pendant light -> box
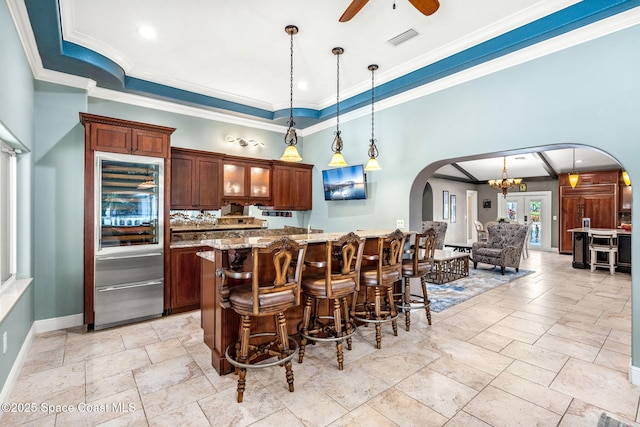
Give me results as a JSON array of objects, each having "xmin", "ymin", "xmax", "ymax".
[
  {"xmin": 488, "ymin": 157, "xmax": 522, "ymax": 198},
  {"xmin": 568, "ymin": 148, "xmax": 579, "ymax": 188},
  {"xmin": 280, "ymin": 25, "xmax": 302, "ymax": 162},
  {"xmin": 622, "ymin": 170, "xmax": 631, "ymax": 186},
  {"xmin": 364, "ymin": 64, "xmax": 381, "ymax": 171},
  {"xmin": 328, "ymin": 47, "xmax": 348, "ymax": 167}
]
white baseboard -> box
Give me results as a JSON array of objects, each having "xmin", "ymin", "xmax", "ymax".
[
  {"xmin": 0, "ymin": 323, "xmax": 35, "ymax": 407},
  {"xmin": 35, "ymin": 313, "xmax": 83, "ymax": 334},
  {"xmin": 630, "ymin": 360, "xmax": 640, "ymax": 386}
]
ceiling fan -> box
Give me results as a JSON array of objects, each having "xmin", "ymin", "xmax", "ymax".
[{"xmin": 339, "ymin": 0, "xmax": 440, "ymax": 22}]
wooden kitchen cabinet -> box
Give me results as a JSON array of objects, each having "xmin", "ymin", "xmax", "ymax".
[
  {"xmin": 221, "ymin": 157, "xmax": 271, "ymax": 205},
  {"xmin": 170, "ymin": 246, "xmax": 208, "ymax": 313},
  {"xmin": 272, "ymin": 162, "xmax": 313, "ymax": 210},
  {"xmin": 171, "ymin": 148, "xmax": 221, "ymax": 210},
  {"xmin": 81, "ymin": 113, "xmax": 172, "ymax": 158},
  {"xmin": 559, "ymin": 170, "xmax": 618, "ymax": 254}
]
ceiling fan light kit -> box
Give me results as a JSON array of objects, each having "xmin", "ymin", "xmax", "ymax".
[{"xmin": 339, "ymin": 0, "xmax": 440, "ymax": 22}]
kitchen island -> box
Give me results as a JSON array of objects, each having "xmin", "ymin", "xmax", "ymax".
[
  {"xmin": 196, "ymin": 230, "xmax": 407, "ymax": 375},
  {"xmin": 568, "ymin": 227, "xmax": 631, "ymax": 273}
]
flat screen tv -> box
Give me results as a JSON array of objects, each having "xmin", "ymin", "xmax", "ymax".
[{"xmin": 322, "ymin": 164, "xmax": 367, "ymax": 201}]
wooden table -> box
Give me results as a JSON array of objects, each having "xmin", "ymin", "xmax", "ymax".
[
  {"xmin": 426, "ymin": 249, "xmax": 470, "ymax": 284},
  {"xmin": 197, "ymin": 230, "xmax": 411, "ymax": 375},
  {"xmin": 444, "ymin": 243, "xmax": 472, "ymax": 253}
]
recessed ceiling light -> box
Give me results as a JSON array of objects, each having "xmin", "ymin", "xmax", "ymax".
[
  {"xmin": 297, "ymin": 81, "xmax": 308, "ymax": 90},
  {"xmin": 137, "ymin": 26, "xmax": 157, "ymax": 40}
]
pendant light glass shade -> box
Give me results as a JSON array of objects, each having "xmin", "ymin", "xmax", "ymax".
[
  {"xmin": 622, "ymin": 170, "xmax": 631, "ymax": 186},
  {"xmin": 329, "ymin": 47, "xmax": 348, "ymax": 167},
  {"xmin": 281, "ymin": 144, "xmax": 302, "ymax": 162},
  {"xmin": 364, "ymin": 64, "xmax": 381, "ymax": 172},
  {"xmin": 568, "ymin": 148, "xmax": 579, "ymax": 188},
  {"xmin": 280, "ymin": 25, "xmax": 302, "ymax": 162}
]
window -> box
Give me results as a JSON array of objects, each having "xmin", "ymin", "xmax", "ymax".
[{"xmin": 0, "ymin": 139, "xmax": 16, "ymax": 291}]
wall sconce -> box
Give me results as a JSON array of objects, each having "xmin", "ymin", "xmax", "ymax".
[{"xmin": 225, "ymin": 135, "xmax": 264, "ymax": 148}]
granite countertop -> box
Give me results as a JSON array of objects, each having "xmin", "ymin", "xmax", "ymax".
[
  {"xmin": 170, "ymin": 223, "xmax": 265, "ymax": 232},
  {"xmin": 567, "ymin": 227, "xmax": 631, "ymax": 234},
  {"xmin": 195, "ymin": 229, "xmax": 413, "ymax": 262}
]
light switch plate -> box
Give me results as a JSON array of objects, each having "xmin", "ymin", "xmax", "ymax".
[{"xmin": 396, "ymin": 219, "xmax": 405, "ymax": 229}]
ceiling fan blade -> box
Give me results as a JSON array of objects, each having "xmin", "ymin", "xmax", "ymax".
[
  {"xmin": 408, "ymin": 0, "xmax": 440, "ymax": 16},
  {"xmin": 339, "ymin": 0, "xmax": 370, "ymax": 22}
]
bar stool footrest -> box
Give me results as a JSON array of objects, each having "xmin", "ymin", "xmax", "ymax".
[{"xmin": 225, "ymin": 333, "xmax": 299, "ymax": 370}]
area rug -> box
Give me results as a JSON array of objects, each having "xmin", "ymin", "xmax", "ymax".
[
  {"xmin": 428, "ymin": 266, "xmax": 533, "ymax": 312},
  {"xmin": 598, "ymin": 412, "xmax": 634, "ymax": 427}
]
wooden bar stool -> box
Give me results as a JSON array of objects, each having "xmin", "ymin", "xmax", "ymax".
[
  {"xmin": 588, "ymin": 229, "xmax": 618, "ymax": 275},
  {"xmin": 298, "ymin": 232, "xmax": 365, "ymax": 370},
  {"xmin": 397, "ymin": 229, "xmax": 437, "ymax": 331},
  {"xmin": 218, "ymin": 237, "xmax": 307, "ymax": 403},
  {"xmin": 352, "ymin": 229, "xmax": 405, "ymax": 349}
]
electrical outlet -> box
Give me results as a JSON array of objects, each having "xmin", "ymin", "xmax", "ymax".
[
  {"xmin": 396, "ymin": 219, "xmax": 405, "ymax": 229},
  {"xmin": 2, "ymin": 331, "xmax": 7, "ymax": 354}
]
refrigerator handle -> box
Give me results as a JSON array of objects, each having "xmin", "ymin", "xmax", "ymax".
[{"xmin": 97, "ymin": 281, "xmax": 163, "ymax": 292}]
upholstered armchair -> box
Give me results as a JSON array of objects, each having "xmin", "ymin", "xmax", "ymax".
[
  {"xmin": 471, "ymin": 223, "xmax": 528, "ymax": 275},
  {"xmin": 421, "ymin": 221, "xmax": 447, "ymax": 250}
]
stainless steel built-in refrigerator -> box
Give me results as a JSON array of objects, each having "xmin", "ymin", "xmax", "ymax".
[{"xmin": 93, "ymin": 152, "xmax": 164, "ymax": 330}]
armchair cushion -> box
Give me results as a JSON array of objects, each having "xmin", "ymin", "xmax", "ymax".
[
  {"xmin": 421, "ymin": 221, "xmax": 448, "ymax": 250},
  {"xmin": 471, "ymin": 223, "xmax": 528, "ymax": 274}
]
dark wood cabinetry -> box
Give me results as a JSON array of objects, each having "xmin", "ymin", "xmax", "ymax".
[
  {"xmin": 80, "ymin": 113, "xmax": 175, "ymax": 326},
  {"xmin": 171, "ymin": 148, "xmax": 221, "ymax": 210},
  {"xmin": 559, "ymin": 170, "xmax": 618, "ymax": 254},
  {"xmin": 83, "ymin": 114, "xmax": 170, "ymax": 158},
  {"xmin": 170, "ymin": 246, "xmax": 208, "ymax": 313},
  {"xmin": 272, "ymin": 163, "xmax": 313, "ymax": 210}
]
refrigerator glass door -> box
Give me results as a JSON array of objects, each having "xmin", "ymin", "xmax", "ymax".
[{"xmin": 96, "ymin": 152, "xmax": 163, "ymax": 255}]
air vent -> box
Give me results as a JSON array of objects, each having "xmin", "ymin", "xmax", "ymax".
[{"xmin": 387, "ymin": 29, "xmax": 419, "ymax": 47}]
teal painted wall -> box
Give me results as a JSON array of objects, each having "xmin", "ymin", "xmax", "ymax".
[
  {"xmin": 33, "ymin": 82, "xmax": 87, "ymax": 319},
  {"xmin": 7, "ymin": 9, "xmax": 639, "ymax": 378},
  {"xmin": 0, "ymin": 0, "xmax": 35, "ymax": 393}
]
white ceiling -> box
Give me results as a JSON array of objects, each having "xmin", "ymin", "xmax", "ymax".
[
  {"xmin": 58, "ymin": 0, "xmax": 580, "ymax": 112},
  {"xmin": 16, "ymin": 0, "xmax": 628, "ymax": 175},
  {"xmin": 435, "ymin": 148, "xmax": 623, "ymax": 182}
]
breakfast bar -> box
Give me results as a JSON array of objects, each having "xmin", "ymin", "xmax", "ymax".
[
  {"xmin": 197, "ymin": 230, "xmax": 407, "ymax": 375},
  {"xmin": 568, "ymin": 227, "xmax": 631, "ymax": 273}
]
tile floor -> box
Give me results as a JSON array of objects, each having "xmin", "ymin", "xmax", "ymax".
[{"xmin": 2, "ymin": 251, "xmax": 639, "ymax": 426}]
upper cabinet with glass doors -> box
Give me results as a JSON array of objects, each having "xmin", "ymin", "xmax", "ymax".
[{"xmin": 221, "ymin": 157, "xmax": 271, "ymax": 205}]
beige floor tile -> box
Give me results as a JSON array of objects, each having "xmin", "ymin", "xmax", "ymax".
[
  {"xmin": 426, "ymin": 356, "xmax": 494, "ymax": 391},
  {"xmin": 141, "ymin": 375, "xmax": 216, "ymax": 419},
  {"xmin": 86, "ymin": 347, "xmax": 151, "ymax": 383},
  {"xmin": 396, "ymin": 368, "xmax": 478, "ymax": 418},
  {"xmin": 550, "ymin": 358, "xmax": 640, "ymax": 421},
  {"xmin": 133, "ymin": 354, "xmax": 204, "ymax": 396},
  {"xmin": 55, "ymin": 388, "xmax": 143, "ymax": 426},
  {"xmin": 500, "ymin": 340, "xmax": 569, "ymax": 372},
  {"xmin": 534, "ymin": 334, "xmax": 601, "ymax": 362},
  {"xmin": 368, "ymin": 387, "xmax": 448, "ymax": 426},
  {"xmin": 464, "ymin": 385, "xmax": 561, "ymax": 426},
  {"xmin": 444, "ymin": 410, "xmax": 492, "ymax": 427},
  {"xmin": 491, "ymin": 371, "xmax": 572, "ymax": 415},
  {"xmin": 5, "ymin": 251, "xmax": 640, "ymax": 427},
  {"xmin": 595, "ymin": 348, "xmax": 632, "ymax": 373},
  {"xmin": 467, "ymin": 330, "xmax": 513, "ymax": 352},
  {"xmin": 504, "ymin": 360, "xmax": 557, "ymax": 387},
  {"xmin": 328, "ymin": 404, "xmax": 398, "ymax": 427}
]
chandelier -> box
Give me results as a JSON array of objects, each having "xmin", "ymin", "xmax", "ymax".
[
  {"xmin": 280, "ymin": 25, "xmax": 302, "ymax": 162},
  {"xmin": 488, "ymin": 157, "xmax": 522, "ymax": 198}
]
